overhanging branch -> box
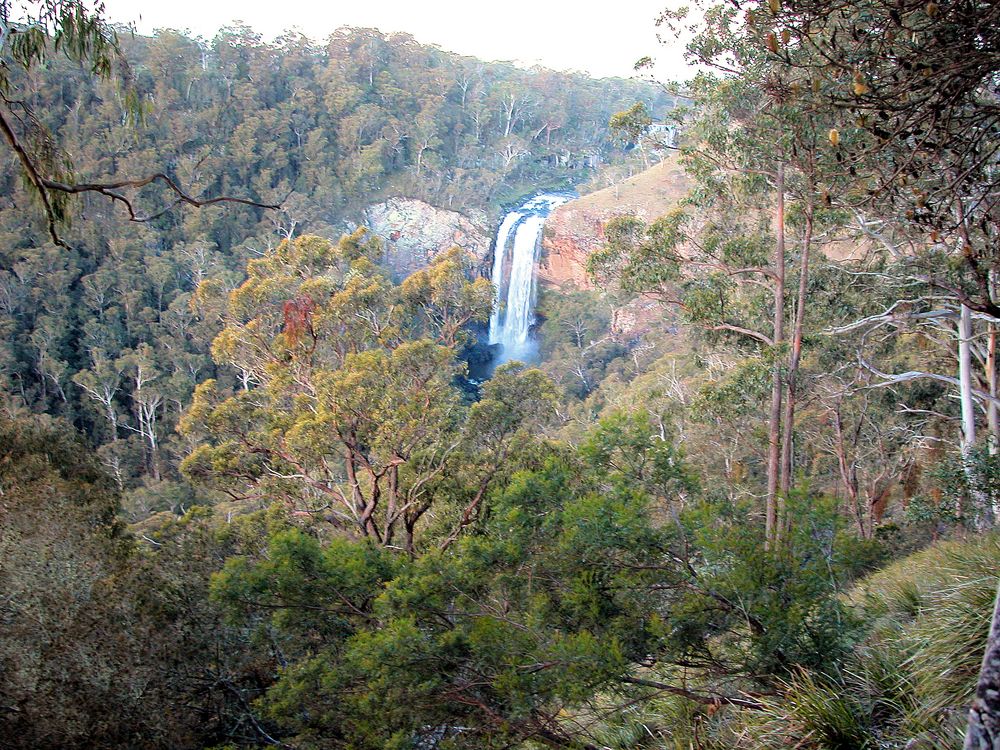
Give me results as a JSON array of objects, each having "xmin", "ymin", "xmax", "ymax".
[
  {"xmin": 0, "ymin": 106, "xmax": 282, "ymax": 248},
  {"xmin": 859, "ymin": 357, "xmax": 1000, "ymax": 408},
  {"xmin": 40, "ymin": 173, "xmax": 283, "ymax": 223},
  {"xmin": 826, "ymin": 301, "xmax": 1000, "ymax": 335}
]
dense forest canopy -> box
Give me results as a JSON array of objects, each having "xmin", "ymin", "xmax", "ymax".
[
  {"xmin": 2, "ymin": 1, "xmax": 1000, "ymax": 749},
  {"xmin": 0, "ymin": 19, "xmax": 669, "ymax": 501}
]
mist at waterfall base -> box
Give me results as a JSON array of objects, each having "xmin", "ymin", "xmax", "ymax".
[{"xmin": 485, "ymin": 193, "xmax": 572, "ymax": 370}]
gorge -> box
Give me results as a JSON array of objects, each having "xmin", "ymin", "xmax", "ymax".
[{"xmin": 3, "ymin": 5, "xmax": 998, "ymax": 749}]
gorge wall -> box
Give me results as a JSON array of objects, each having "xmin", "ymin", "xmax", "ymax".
[
  {"xmin": 365, "ymin": 156, "xmax": 692, "ymax": 287},
  {"xmin": 538, "ymin": 156, "xmax": 691, "ymax": 289},
  {"xmin": 365, "ymin": 198, "xmax": 492, "ymax": 278}
]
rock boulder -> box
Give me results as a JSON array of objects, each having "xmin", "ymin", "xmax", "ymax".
[{"xmin": 365, "ymin": 198, "xmax": 491, "ymax": 278}]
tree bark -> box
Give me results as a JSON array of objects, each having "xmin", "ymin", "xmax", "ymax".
[
  {"xmin": 765, "ymin": 161, "xmax": 786, "ymax": 549},
  {"xmin": 778, "ymin": 197, "xmax": 813, "ymax": 538},
  {"xmin": 988, "ymin": 272, "xmax": 999, "ymax": 458},
  {"xmin": 964, "ymin": 580, "xmax": 1000, "ymax": 750},
  {"xmin": 959, "ymin": 303, "xmax": 991, "ymax": 526},
  {"xmin": 832, "ymin": 403, "xmax": 866, "ymax": 538},
  {"xmin": 987, "ymin": 269, "xmax": 1000, "ymax": 522},
  {"xmin": 961, "ymin": 304, "xmax": 978, "ymax": 454},
  {"xmin": 382, "ymin": 464, "xmax": 399, "ymax": 546},
  {"xmin": 988, "ymin": 319, "xmax": 998, "ymax": 455}
]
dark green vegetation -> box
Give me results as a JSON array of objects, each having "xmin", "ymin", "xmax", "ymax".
[{"xmin": 1, "ymin": 0, "xmax": 999, "ymax": 748}]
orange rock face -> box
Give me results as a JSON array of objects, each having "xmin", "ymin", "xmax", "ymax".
[
  {"xmin": 538, "ymin": 156, "xmax": 691, "ymax": 290},
  {"xmin": 538, "ymin": 207, "xmax": 604, "ymax": 290}
]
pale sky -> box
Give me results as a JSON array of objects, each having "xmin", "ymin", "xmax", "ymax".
[{"xmin": 100, "ymin": 0, "xmax": 692, "ymax": 81}]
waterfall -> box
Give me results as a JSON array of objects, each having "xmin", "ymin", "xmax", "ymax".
[
  {"xmin": 486, "ymin": 210, "xmax": 523, "ymax": 341},
  {"xmin": 488, "ymin": 193, "xmax": 570, "ymax": 364}
]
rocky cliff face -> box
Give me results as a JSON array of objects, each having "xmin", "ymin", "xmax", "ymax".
[
  {"xmin": 538, "ymin": 156, "xmax": 691, "ymax": 290},
  {"xmin": 365, "ymin": 198, "xmax": 491, "ymax": 278},
  {"xmin": 538, "ymin": 207, "xmax": 604, "ymax": 290}
]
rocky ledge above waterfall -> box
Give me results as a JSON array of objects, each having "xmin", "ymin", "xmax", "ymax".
[
  {"xmin": 365, "ymin": 198, "xmax": 491, "ymax": 278},
  {"xmin": 538, "ymin": 156, "xmax": 691, "ymax": 290}
]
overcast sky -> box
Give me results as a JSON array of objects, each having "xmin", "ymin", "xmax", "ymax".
[{"xmin": 99, "ymin": 0, "xmax": 692, "ymax": 81}]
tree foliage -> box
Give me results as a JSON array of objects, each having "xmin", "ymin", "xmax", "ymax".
[
  {"xmin": 181, "ymin": 232, "xmax": 558, "ymax": 552},
  {"xmin": 0, "ymin": 23, "xmax": 667, "ymax": 499}
]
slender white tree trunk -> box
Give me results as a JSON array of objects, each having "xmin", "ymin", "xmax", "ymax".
[
  {"xmin": 988, "ymin": 271, "xmax": 999, "ymax": 456},
  {"xmin": 765, "ymin": 161, "xmax": 786, "ymax": 549},
  {"xmin": 961, "ymin": 304, "xmax": 978, "ymax": 451},
  {"xmin": 959, "ymin": 303, "xmax": 991, "ymax": 525}
]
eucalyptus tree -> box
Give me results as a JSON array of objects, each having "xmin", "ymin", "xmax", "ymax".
[
  {"xmin": 759, "ymin": 0, "xmax": 1000, "ymax": 498},
  {"xmin": 206, "ymin": 408, "xmax": 882, "ymax": 749},
  {"xmin": 0, "ymin": 12, "xmax": 680, "ymax": 489},
  {"xmin": 599, "ymin": 2, "xmax": 850, "ymax": 544},
  {"xmin": 750, "ymin": 3, "xmax": 1000, "ymax": 739},
  {"xmin": 181, "ymin": 232, "xmax": 556, "ymax": 553}
]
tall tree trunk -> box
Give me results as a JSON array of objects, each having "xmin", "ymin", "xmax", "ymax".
[
  {"xmin": 986, "ymin": 271, "xmax": 999, "ymax": 530},
  {"xmin": 778, "ymin": 198, "xmax": 813, "ymax": 539},
  {"xmin": 345, "ymin": 447, "xmax": 378, "ymax": 539},
  {"xmin": 959, "ymin": 303, "xmax": 991, "ymax": 526},
  {"xmin": 964, "ymin": 580, "xmax": 1000, "ymax": 750},
  {"xmin": 988, "ymin": 310, "xmax": 998, "ymax": 456},
  {"xmin": 383, "ymin": 464, "xmax": 399, "ymax": 546},
  {"xmin": 765, "ymin": 162, "xmax": 786, "ymax": 549},
  {"xmin": 955, "ymin": 192, "xmax": 993, "ymax": 525},
  {"xmin": 989, "ymin": 307, "xmax": 1000, "ymax": 524},
  {"xmin": 960, "ymin": 303, "xmax": 978, "ymax": 453}
]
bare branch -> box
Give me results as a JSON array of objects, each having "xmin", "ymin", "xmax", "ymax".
[
  {"xmin": 40, "ymin": 173, "xmax": 283, "ymax": 222},
  {"xmin": 0, "ymin": 104, "xmax": 282, "ymax": 248},
  {"xmin": 859, "ymin": 357, "xmax": 1000, "ymax": 408},
  {"xmin": 0, "ymin": 108, "xmax": 66, "ymax": 247},
  {"xmin": 827, "ymin": 301, "xmax": 1000, "ymax": 335},
  {"xmin": 705, "ymin": 323, "xmax": 774, "ymax": 347},
  {"xmin": 617, "ymin": 676, "xmax": 765, "ymax": 710}
]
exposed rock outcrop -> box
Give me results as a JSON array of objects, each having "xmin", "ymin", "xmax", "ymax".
[
  {"xmin": 538, "ymin": 156, "xmax": 691, "ymax": 289},
  {"xmin": 365, "ymin": 198, "xmax": 491, "ymax": 278}
]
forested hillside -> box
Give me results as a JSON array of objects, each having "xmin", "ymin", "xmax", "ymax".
[
  {"xmin": 2, "ymin": 1, "xmax": 1000, "ymax": 750},
  {"xmin": 0, "ymin": 23, "xmax": 666, "ymax": 502}
]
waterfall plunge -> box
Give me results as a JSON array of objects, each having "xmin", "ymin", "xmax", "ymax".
[{"xmin": 488, "ymin": 194, "xmax": 569, "ymax": 364}]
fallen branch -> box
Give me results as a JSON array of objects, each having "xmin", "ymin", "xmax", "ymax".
[{"xmin": 618, "ymin": 676, "xmax": 766, "ymax": 710}]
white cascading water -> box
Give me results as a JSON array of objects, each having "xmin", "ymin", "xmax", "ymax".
[
  {"xmin": 486, "ymin": 210, "xmax": 523, "ymax": 341},
  {"xmin": 488, "ymin": 194, "xmax": 570, "ymax": 363}
]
